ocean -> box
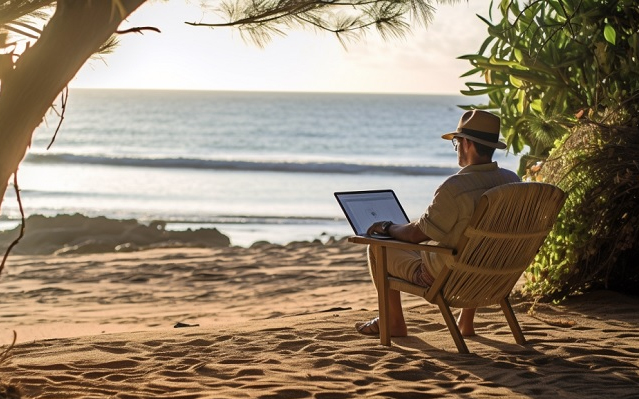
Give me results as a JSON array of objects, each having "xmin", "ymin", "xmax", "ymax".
[{"xmin": 1, "ymin": 89, "xmax": 520, "ymax": 247}]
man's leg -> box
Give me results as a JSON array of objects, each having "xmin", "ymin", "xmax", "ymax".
[
  {"xmin": 385, "ymin": 288, "xmax": 408, "ymax": 336},
  {"xmin": 359, "ymin": 245, "xmax": 479, "ymax": 337},
  {"xmin": 457, "ymin": 308, "xmax": 476, "ymax": 336},
  {"xmin": 356, "ymin": 246, "xmax": 421, "ymax": 337}
]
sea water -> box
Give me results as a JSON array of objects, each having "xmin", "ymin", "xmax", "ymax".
[{"xmin": 0, "ymin": 89, "xmax": 520, "ymax": 246}]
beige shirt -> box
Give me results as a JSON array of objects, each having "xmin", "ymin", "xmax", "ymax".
[{"xmin": 417, "ymin": 162, "xmax": 520, "ymax": 278}]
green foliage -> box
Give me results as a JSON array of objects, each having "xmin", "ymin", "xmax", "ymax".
[
  {"xmin": 528, "ymin": 121, "xmax": 639, "ymax": 297},
  {"xmin": 461, "ymin": 0, "xmax": 639, "ymax": 298},
  {"xmin": 461, "ymin": 0, "xmax": 639, "ymax": 161}
]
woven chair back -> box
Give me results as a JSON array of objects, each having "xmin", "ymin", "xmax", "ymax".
[{"xmin": 443, "ymin": 182, "xmax": 566, "ymax": 308}]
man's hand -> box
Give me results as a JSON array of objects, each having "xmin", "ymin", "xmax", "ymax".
[
  {"xmin": 367, "ymin": 221, "xmax": 392, "ymax": 236},
  {"xmin": 367, "ymin": 221, "xmax": 431, "ymax": 243}
]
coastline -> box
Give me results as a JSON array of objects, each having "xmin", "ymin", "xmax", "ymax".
[
  {"xmin": 0, "ymin": 217, "xmax": 638, "ymax": 397},
  {"xmin": 0, "ymin": 213, "xmax": 350, "ymax": 253}
]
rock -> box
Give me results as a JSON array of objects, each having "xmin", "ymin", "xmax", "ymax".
[{"xmin": 0, "ymin": 214, "xmax": 231, "ymax": 255}]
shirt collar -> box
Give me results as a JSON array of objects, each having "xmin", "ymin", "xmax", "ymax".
[{"xmin": 457, "ymin": 161, "xmax": 499, "ymax": 174}]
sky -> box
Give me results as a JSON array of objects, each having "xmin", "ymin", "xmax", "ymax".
[{"xmin": 71, "ymin": 1, "xmax": 493, "ymax": 95}]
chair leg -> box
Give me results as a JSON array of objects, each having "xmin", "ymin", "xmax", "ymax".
[
  {"xmin": 500, "ymin": 297, "xmax": 526, "ymax": 345},
  {"xmin": 434, "ymin": 294, "xmax": 469, "ymax": 354},
  {"xmin": 374, "ymin": 245, "xmax": 391, "ymax": 346}
]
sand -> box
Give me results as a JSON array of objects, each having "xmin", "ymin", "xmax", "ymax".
[{"xmin": 0, "ymin": 216, "xmax": 638, "ymax": 398}]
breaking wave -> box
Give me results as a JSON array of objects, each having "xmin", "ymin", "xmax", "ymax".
[{"xmin": 25, "ymin": 153, "xmax": 458, "ymax": 176}]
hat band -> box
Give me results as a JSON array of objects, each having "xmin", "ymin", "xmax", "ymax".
[{"xmin": 460, "ymin": 128, "xmax": 499, "ymax": 143}]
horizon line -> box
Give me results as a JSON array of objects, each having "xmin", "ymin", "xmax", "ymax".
[{"xmin": 67, "ymin": 85, "xmax": 468, "ymax": 97}]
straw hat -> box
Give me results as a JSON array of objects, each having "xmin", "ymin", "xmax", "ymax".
[{"xmin": 441, "ymin": 110, "xmax": 506, "ymax": 149}]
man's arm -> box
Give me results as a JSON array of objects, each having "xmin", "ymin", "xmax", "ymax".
[{"xmin": 367, "ymin": 221, "xmax": 430, "ymax": 243}]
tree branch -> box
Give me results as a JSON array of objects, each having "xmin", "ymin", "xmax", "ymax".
[
  {"xmin": 187, "ymin": 0, "xmax": 331, "ymax": 28},
  {"xmin": 0, "ymin": 0, "xmax": 148, "ymax": 212},
  {"xmin": 46, "ymin": 85, "xmax": 68, "ymax": 150},
  {"xmin": 116, "ymin": 26, "xmax": 161, "ymax": 35},
  {"xmin": 186, "ymin": 0, "xmax": 426, "ymax": 46},
  {"xmin": 0, "ymin": 173, "xmax": 24, "ymax": 276}
]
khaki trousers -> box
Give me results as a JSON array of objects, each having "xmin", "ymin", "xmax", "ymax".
[{"xmin": 367, "ymin": 245, "xmax": 422, "ymax": 286}]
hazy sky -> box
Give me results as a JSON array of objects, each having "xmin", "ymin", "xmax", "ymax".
[{"xmin": 71, "ymin": 1, "xmax": 492, "ymax": 95}]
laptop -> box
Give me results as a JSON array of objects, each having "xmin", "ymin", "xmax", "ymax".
[{"xmin": 334, "ymin": 189, "xmax": 410, "ymax": 238}]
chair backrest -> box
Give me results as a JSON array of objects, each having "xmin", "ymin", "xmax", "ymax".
[{"xmin": 442, "ymin": 182, "xmax": 566, "ymax": 308}]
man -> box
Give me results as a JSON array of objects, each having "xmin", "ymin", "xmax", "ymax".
[{"xmin": 356, "ymin": 109, "xmax": 520, "ymax": 338}]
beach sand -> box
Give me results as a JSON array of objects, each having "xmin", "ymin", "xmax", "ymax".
[{"xmin": 0, "ymin": 217, "xmax": 638, "ymax": 398}]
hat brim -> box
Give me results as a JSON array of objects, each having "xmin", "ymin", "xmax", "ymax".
[{"xmin": 441, "ymin": 132, "xmax": 507, "ymax": 150}]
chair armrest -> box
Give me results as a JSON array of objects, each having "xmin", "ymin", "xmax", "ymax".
[{"xmin": 347, "ymin": 236, "xmax": 455, "ymax": 256}]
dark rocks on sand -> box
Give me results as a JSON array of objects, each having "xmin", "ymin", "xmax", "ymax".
[{"xmin": 0, "ymin": 214, "xmax": 231, "ymax": 255}]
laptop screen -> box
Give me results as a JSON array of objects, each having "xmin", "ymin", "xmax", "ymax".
[{"xmin": 334, "ymin": 190, "xmax": 410, "ymax": 236}]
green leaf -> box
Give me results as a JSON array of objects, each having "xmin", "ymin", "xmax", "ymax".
[
  {"xmin": 510, "ymin": 74, "xmax": 524, "ymax": 88},
  {"xmin": 459, "ymin": 67, "xmax": 483, "ymax": 78},
  {"xmin": 464, "ymin": 82, "xmax": 496, "ymax": 88},
  {"xmin": 457, "ymin": 54, "xmax": 487, "ymax": 61},
  {"xmin": 512, "ymin": 133, "xmax": 524, "ymax": 153},
  {"xmin": 516, "ymin": 89, "xmax": 526, "ymax": 113},
  {"xmin": 604, "ymin": 24, "xmax": 616, "ymax": 45},
  {"xmin": 531, "ymin": 99, "xmax": 543, "ymax": 113},
  {"xmin": 477, "ymin": 35, "xmax": 494, "ymax": 56},
  {"xmin": 460, "ymin": 87, "xmax": 501, "ymax": 96}
]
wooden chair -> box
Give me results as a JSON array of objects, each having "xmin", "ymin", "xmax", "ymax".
[{"xmin": 349, "ymin": 182, "xmax": 566, "ymax": 353}]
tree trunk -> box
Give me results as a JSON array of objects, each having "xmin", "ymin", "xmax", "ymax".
[{"xmin": 0, "ymin": 0, "xmax": 147, "ymax": 213}]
